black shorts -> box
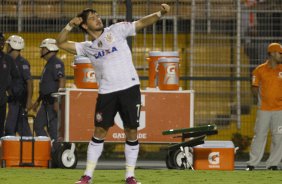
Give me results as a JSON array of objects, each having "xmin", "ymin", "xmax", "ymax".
[{"xmin": 94, "ymin": 85, "xmax": 141, "ymax": 129}]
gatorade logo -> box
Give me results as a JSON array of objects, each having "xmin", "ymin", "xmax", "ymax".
[
  {"xmin": 164, "ymin": 64, "xmax": 178, "ymax": 84},
  {"xmin": 279, "ymin": 72, "xmax": 282, "ymax": 78},
  {"xmin": 167, "ymin": 65, "xmax": 176, "ymax": 74},
  {"xmin": 208, "ymin": 152, "xmax": 220, "ymax": 165},
  {"xmin": 114, "ymin": 94, "xmax": 146, "ymax": 130},
  {"xmin": 83, "ymin": 68, "xmax": 96, "ymax": 83}
]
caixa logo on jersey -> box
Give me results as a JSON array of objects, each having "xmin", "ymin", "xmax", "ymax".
[
  {"xmin": 113, "ymin": 95, "xmax": 146, "ymax": 139},
  {"xmin": 83, "ymin": 68, "xmax": 96, "ymax": 83},
  {"xmin": 94, "ymin": 46, "xmax": 118, "ymax": 59}
]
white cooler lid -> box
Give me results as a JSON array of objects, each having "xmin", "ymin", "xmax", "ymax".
[
  {"xmin": 1, "ymin": 136, "xmax": 50, "ymax": 141},
  {"xmin": 74, "ymin": 55, "xmax": 92, "ymax": 64},
  {"xmin": 158, "ymin": 57, "xmax": 179, "ymax": 63},
  {"xmin": 149, "ymin": 51, "xmax": 179, "ymax": 57},
  {"xmin": 34, "ymin": 136, "xmax": 51, "ymax": 141},
  {"xmin": 195, "ymin": 140, "xmax": 234, "ymax": 148},
  {"xmin": 1, "ymin": 136, "xmax": 20, "ymax": 141}
]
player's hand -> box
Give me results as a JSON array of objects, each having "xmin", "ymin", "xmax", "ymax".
[
  {"xmin": 26, "ymin": 100, "xmax": 33, "ymax": 111},
  {"xmin": 31, "ymin": 101, "xmax": 40, "ymax": 112},
  {"xmin": 69, "ymin": 17, "xmax": 83, "ymax": 27},
  {"xmin": 53, "ymin": 101, "xmax": 59, "ymax": 113},
  {"xmin": 160, "ymin": 4, "xmax": 170, "ymax": 16}
]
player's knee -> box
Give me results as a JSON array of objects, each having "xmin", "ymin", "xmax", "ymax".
[
  {"xmin": 94, "ymin": 126, "xmax": 108, "ymax": 139},
  {"xmin": 124, "ymin": 128, "xmax": 137, "ymax": 141}
]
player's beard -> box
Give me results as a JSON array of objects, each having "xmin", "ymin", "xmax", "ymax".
[
  {"xmin": 94, "ymin": 23, "xmax": 104, "ymax": 32},
  {"xmin": 94, "ymin": 27, "xmax": 104, "ymax": 32}
]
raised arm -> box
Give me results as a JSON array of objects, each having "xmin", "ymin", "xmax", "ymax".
[
  {"xmin": 134, "ymin": 4, "xmax": 170, "ymax": 32},
  {"xmin": 56, "ymin": 17, "xmax": 83, "ymax": 54}
]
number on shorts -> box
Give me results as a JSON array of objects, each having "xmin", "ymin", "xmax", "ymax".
[{"xmin": 136, "ymin": 104, "xmax": 141, "ymax": 119}]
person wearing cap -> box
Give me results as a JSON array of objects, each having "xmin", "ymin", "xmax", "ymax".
[
  {"xmin": 5, "ymin": 35, "xmax": 33, "ymax": 136},
  {"xmin": 32, "ymin": 38, "xmax": 65, "ymax": 142},
  {"xmin": 0, "ymin": 32, "xmax": 19, "ymax": 138},
  {"xmin": 246, "ymin": 43, "xmax": 282, "ymax": 171},
  {"xmin": 56, "ymin": 3, "xmax": 170, "ymax": 184}
]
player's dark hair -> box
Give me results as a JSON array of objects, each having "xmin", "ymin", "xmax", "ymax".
[{"xmin": 77, "ymin": 8, "xmax": 97, "ymax": 33}]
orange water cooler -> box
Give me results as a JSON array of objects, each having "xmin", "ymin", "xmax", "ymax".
[
  {"xmin": 193, "ymin": 141, "xmax": 235, "ymax": 170},
  {"xmin": 147, "ymin": 51, "xmax": 179, "ymax": 88},
  {"xmin": 157, "ymin": 57, "xmax": 180, "ymax": 90},
  {"xmin": 1, "ymin": 136, "xmax": 51, "ymax": 168},
  {"xmin": 72, "ymin": 56, "xmax": 98, "ymax": 89}
]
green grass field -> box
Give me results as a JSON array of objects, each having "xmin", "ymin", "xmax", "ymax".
[{"xmin": 0, "ymin": 168, "xmax": 281, "ymax": 184}]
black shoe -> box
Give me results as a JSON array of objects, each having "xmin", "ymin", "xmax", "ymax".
[
  {"xmin": 245, "ymin": 165, "xmax": 255, "ymax": 171},
  {"xmin": 267, "ymin": 166, "xmax": 278, "ymax": 170}
]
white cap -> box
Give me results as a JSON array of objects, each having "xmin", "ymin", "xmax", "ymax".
[
  {"xmin": 40, "ymin": 38, "xmax": 59, "ymax": 51},
  {"xmin": 6, "ymin": 35, "xmax": 24, "ymax": 50}
]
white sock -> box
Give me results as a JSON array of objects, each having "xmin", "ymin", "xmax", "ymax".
[
  {"xmin": 125, "ymin": 140, "xmax": 139, "ymax": 179},
  {"xmin": 84, "ymin": 137, "xmax": 104, "ymax": 178}
]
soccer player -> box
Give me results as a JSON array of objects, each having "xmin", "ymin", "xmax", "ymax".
[{"xmin": 56, "ymin": 3, "xmax": 170, "ymax": 184}]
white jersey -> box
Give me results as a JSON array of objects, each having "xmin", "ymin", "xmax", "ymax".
[{"xmin": 75, "ymin": 22, "xmax": 140, "ymax": 94}]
